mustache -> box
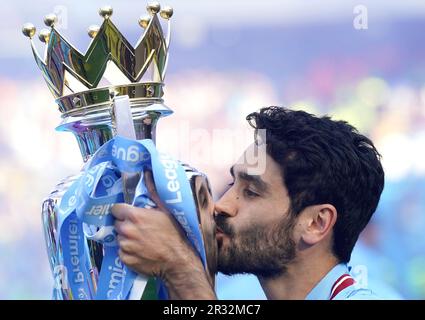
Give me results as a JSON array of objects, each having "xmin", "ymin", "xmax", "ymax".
[{"xmin": 214, "ymin": 214, "xmax": 235, "ymax": 237}]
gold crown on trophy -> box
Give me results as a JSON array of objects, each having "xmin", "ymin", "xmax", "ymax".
[{"xmin": 22, "ymin": 2, "xmax": 173, "ymax": 116}]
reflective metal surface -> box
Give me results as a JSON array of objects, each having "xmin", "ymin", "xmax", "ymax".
[
  {"xmin": 57, "ymin": 83, "xmax": 164, "ymax": 113},
  {"xmin": 42, "ymin": 174, "xmax": 84, "ymax": 299},
  {"xmin": 183, "ymin": 164, "xmax": 218, "ymax": 287},
  {"xmin": 26, "ymin": 3, "xmax": 175, "ymax": 299},
  {"xmin": 56, "ymin": 102, "xmax": 171, "ymax": 161},
  {"xmin": 23, "ymin": 4, "xmax": 171, "ymax": 119},
  {"xmin": 24, "ymin": 8, "xmax": 169, "ymax": 99},
  {"xmin": 25, "ymin": 3, "xmax": 215, "ymax": 299}
]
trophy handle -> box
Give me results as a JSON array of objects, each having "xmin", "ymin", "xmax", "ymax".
[{"xmin": 42, "ymin": 174, "xmax": 101, "ymax": 299}]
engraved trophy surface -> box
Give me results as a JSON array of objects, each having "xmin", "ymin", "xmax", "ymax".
[{"xmin": 23, "ymin": 3, "xmax": 216, "ymax": 299}]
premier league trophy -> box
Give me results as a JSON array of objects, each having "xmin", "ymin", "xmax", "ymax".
[{"xmin": 22, "ymin": 2, "xmax": 216, "ymax": 300}]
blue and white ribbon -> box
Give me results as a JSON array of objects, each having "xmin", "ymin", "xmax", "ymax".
[{"xmin": 55, "ymin": 136, "xmax": 206, "ymax": 300}]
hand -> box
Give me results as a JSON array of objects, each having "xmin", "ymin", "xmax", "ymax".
[
  {"xmin": 111, "ymin": 171, "xmax": 216, "ymax": 299},
  {"xmin": 112, "ymin": 202, "xmax": 200, "ymax": 278}
]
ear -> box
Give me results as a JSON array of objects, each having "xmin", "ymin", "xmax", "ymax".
[{"xmin": 300, "ymin": 204, "xmax": 337, "ymax": 245}]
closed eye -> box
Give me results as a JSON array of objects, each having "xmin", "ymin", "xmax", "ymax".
[{"xmin": 244, "ymin": 188, "xmax": 259, "ymax": 198}]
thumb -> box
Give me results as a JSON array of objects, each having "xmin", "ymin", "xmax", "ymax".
[{"xmin": 111, "ymin": 203, "xmax": 134, "ymax": 221}]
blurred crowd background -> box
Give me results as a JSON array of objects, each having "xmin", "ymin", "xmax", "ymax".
[{"xmin": 1, "ymin": 0, "xmax": 425, "ymax": 299}]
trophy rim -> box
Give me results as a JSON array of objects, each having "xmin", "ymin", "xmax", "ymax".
[{"xmin": 56, "ymin": 82, "xmax": 165, "ymax": 114}]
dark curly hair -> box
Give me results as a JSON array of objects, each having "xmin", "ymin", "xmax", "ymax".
[{"xmin": 246, "ymin": 106, "xmax": 385, "ymax": 263}]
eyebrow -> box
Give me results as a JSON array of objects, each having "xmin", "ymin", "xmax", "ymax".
[{"xmin": 230, "ymin": 165, "xmax": 269, "ymax": 194}]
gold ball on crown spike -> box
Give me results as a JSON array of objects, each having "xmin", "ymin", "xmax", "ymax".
[
  {"xmin": 87, "ymin": 25, "xmax": 100, "ymax": 38},
  {"xmin": 160, "ymin": 6, "xmax": 173, "ymax": 20},
  {"xmin": 147, "ymin": 2, "xmax": 161, "ymax": 15},
  {"xmin": 22, "ymin": 23, "xmax": 36, "ymax": 38},
  {"xmin": 44, "ymin": 13, "xmax": 58, "ymax": 28},
  {"xmin": 38, "ymin": 29, "xmax": 50, "ymax": 43},
  {"xmin": 138, "ymin": 15, "xmax": 151, "ymax": 29},
  {"xmin": 99, "ymin": 6, "xmax": 113, "ymax": 19}
]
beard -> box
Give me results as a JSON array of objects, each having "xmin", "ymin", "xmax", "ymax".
[{"xmin": 215, "ymin": 211, "xmax": 297, "ymax": 278}]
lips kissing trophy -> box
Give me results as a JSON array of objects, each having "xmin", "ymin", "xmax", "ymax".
[{"xmin": 22, "ymin": 2, "xmax": 216, "ymax": 300}]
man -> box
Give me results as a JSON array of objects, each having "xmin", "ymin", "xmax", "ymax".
[{"xmin": 112, "ymin": 106, "xmax": 385, "ymax": 299}]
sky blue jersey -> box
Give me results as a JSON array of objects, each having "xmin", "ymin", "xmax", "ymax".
[{"xmin": 305, "ymin": 263, "xmax": 381, "ymax": 300}]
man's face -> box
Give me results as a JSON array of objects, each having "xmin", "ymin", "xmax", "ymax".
[{"xmin": 214, "ymin": 146, "xmax": 298, "ymax": 278}]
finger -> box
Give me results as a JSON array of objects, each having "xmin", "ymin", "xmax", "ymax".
[
  {"xmin": 111, "ymin": 203, "xmax": 134, "ymax": 221},
  {"xmin": 114, "ymin": 220, "xmax": 127, "ymax": 235},
  {"xmin": 115, "ymin": 219, "xmax": 139, "ymax": 239},
  {"xmin": 117, "ymin": 238, "xmax": 139, "ymax": 254},
  {"xmin": 144, "ymin": 170, "xmax": 169, "ymax": 213},
  {"xmin": 116, "ymin": 234, "xmax": 125, "ymax": 244},
  {"xmin": 118, "ymin": 249, "xmax": 139, "ymax": 267}
]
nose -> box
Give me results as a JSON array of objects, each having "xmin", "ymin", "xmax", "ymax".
[{"xmin": 214, "ymin": 187, "xmax": 237, "ymax": 218}]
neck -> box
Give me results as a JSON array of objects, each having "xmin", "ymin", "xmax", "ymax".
[{"xmin": 258, "ymin": 251, "xmax": 339, "ymax": 300}]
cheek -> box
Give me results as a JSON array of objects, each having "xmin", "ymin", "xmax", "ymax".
[
  {"xmin": 240, "ymin": 200, "xmax": 284, "ymax": 227},
  {"xmin": 231, "ymin": 211, "xmax": 269, "ymax": 238},
  {"xmin": 290, "ymin": 219, "xmax": 303, "ymax": 243}
]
